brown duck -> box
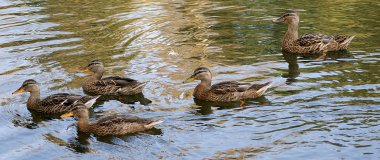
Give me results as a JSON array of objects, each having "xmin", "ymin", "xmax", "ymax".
[
  {"xmin": 61, "ymin": 103, "xmax": 163, "ymax": 136},
  {"xmin": 80, "ymin": 60, "xmax": 147, "ymax": 96},
  {"xmin": 183, "ymin": 67, "xmax": 272, "ymax": 102},
  {"xmin": 273, "ymin": 11, "xmax": 355, "ymax": 54},
  {"xmin": 12, "ymin": 79, "xmax": 99, "ymax": 114}
]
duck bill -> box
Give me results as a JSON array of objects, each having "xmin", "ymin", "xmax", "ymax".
[
  {"xmin": 12, "ymin": 87, "xmax": 25, "ymax": 94},
  {"xmin": 183, "ymin": 76, "xmax": 195, "ymax": 83},
  {"xmin": 79, "ymin": 67, "xmax": 90, "ymax": 72},
  {"xmin": 272, "ymin": 17, "xmax": 284, "ymax": 23},
  {"xmin": 60, "ymin": 112, "xmax": 74, "ymax": 118}
]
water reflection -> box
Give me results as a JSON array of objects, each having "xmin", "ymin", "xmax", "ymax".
[
  {"xmin": 282, "ymin": 52, "xmax": 300, "ymax": 84},
  {"xmin": 0, "ymin": 0, "xmax": 379, "ymax": 159},
  {"xmin": 86, "ymin": 93, "xmax": 152, "ymax": 105},
  {"xmin": 193, "ymin": 96, "xmax": 271, "ymax": 115},
  {"xmin": 11, "ymin": 110, "xmax": 67, "ymax": 129},
  {"xmin": 66, "ymin": 132, "xmax": 93, "ymax": 153},
  {"xmin": 282, "ymin": 50, "xmax": 354, "ymax": 84}
]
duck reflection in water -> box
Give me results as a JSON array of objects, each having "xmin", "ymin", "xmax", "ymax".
[
  {"xmin": 282, "ymin": 50, "xmax": 353, "ymax": 84},
  {"xmin": 193, "ymin": 96, "xmax": 271, "ymax": 115},
  {"xmin": 12, "ymin": 109, "xmax": 93, "ymax": 129},
  {"xmin": 85, "ymin": 92, "xmax": 152, "ymax": 105}
]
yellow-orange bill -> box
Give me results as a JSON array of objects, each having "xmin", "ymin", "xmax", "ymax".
[
  {"xmin": 60, "ymin": 112, "xmax": 74, "ymax": 118},
  {"xmin": 79, "ymin": 67, "xmax": 90, "ymax": 72},
  {"xmin": 12, "ymin": 87, "xmax": 25, "ymax": 94}
]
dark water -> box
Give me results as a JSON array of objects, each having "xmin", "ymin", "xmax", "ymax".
[{"xmin": 0, "ymin": 0, "xmax": 379, "ymax": 159}]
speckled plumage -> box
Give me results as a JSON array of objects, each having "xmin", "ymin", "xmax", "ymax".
[
  {"xmin": 81, "ymin": 60, "xmax": 147, "ymax": 96},
  {"xmin": 274, "ymin": 11, "xmax": 354, "ymax": 54},
  {"xmin": 186, "ymin": 67, "xmax": 272, "ymax": 102},
  {"xmin": 13, "ymin": 79, "xmax": 99, "ymax": 114},
  {"xmin": 67, "ymin": 104, "xmax": 162, "ymax": 136}
]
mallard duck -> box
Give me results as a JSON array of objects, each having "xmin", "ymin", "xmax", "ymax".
[
  {"xmin": 183, "ymin": 67, "xmax": 272, "ymax": 102},
  {"xmin": 273, "ymin": 11, "xmax": 355, "ymax": 54},
  {"xmin": 79, "ymin": 60, "xmax": 147, "ymax": 96},
  {"xmin": 60, "ymin": 103, "xmax": 163, "ymax": 136},
  {"xmin": 12, "ymin": 79, "xmax": 100, "ymax": 114}
]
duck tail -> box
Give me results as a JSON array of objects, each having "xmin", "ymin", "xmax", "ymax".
[
  {"xmin": 84, "ymin": 95, "xmax": 101, "ymax": 108},
  {"xmin": 144, "ymin": 120, "xmax": 163, "ymax": 128},
  {"xmin": 131, "ymin": 81, "xmax": 148, "ymax": 92},
  {"xmin": 342, "ymin": 36, "xmax": 355, "ymax": 47},
  {"xmin": 253, "ymin": 81, "xmax": 272, "ymax": 97}
]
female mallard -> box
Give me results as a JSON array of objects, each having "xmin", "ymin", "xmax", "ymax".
[
  {"xmin": 80, "ymin": 60, "xmax": 147, "ymax": 96},
  {"xmin": 12, "ymin": 79, "xmax": 99, "ymax": 114},
  {"xmin": 183, "ymin": 67, "xmax": 272, "ymax": 102},
  {"xmin": 273, "ymin": 11, "xmax": 355, "ymax": 53},
  {"xmin": 60, "ymin": 103, "xmax": 163, "ymax": 136}
]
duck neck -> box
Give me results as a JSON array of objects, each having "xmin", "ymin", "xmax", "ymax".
[
  {"xmin": 27, "ymin": 90, "xmax": 41, "ymax": 109},
  {"xmin": 194, "ymin": 79, "xmax": 212, "ymax": 97},
  {"xmin": 77, "ymin": 117, "xmax": 90, "ymax": 132},
  {"xmin": 284, "ymin": 22, "xmax": 299, "ymax": 44},
  {"xmin": 86, "ymin": 71, "xmax": 103, "ymax": 83},
  {"xmin": 200, "ymin": 79, "xmax": 212, "ymax": 89},
  {"xmin": 93, "ymin": 70, "xmax": 103, "ymax": 80}
]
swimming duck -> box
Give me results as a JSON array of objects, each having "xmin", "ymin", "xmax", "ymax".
[
  {"xmin": 183, "ymin": 67, "xmax": 272, "ymax": 102},
  {"xmin": 60, "ymin": 103, "xmax": 163, "ymax": 136},
  {"xmin": 12, "ymin": 79, "xmax": 99, "ymax": 114},
  {"xmin": 79, "ymin": 60, "xmax": 147, "ymax": 96},
  {"xmin": 273, "ymin": 11, "xmax": 355, "ymax": 54}
]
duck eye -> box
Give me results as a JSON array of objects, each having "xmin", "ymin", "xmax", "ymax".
[
  {"xmin": 22, "ymin": 83, "xmax": 32, "ymax": 87},
  {"xmin": 194, "ymin": 70, "xmax": 206, "ymax": 75}
]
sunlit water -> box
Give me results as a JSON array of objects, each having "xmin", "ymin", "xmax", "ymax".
[{"xmin": 0, "ymin": 0, "xmax": 379, "ymax": 159}]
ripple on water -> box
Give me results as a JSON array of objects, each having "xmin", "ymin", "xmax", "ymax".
[{"xmin": 0, "ymin": 0, "xmax": 379, "ymax": 159}]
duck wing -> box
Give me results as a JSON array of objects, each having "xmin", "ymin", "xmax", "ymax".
[
  {"xmin": 296, "ymin": 33, "xmax": 330, "ymax": 46},
  {"xmin": 211, "ymin": 81, "xmax": 251, "ymax": 94},
  {"xmin": 331, "ymin": 34, "xmax": 354, "ymax": 44},
  {"xmin": 40, "ymin": 93, "xmax": 73, "ymax": 106},
  {"xmin": 96, "ymin": 76, "xmax": 139, "ymax": 87},
  {"xmin": 96, "ymin": 115, "xmax": 154, "ymax": 126},
  {"xmin": 40, "ymin": 93, "xmax": 96, "ymax": 109},
  {"xmin": 297, "ymin": 33, "xmax": 353, "ymax": 46}
]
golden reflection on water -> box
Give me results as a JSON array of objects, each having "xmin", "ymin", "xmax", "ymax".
[{"xmin": 0, "ymin": 0, "xmax": 379, "ymax": 159}]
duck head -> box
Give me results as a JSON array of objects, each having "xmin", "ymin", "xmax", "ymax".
[
  {"xmin": 183, "ymin": 67, "xmax": 212, "ymax": 83},
  {"xmin": 12, "ymin": 79, "xmax": 39, "ymax": 94},
  {"xmin": 273, "ymin": 11, "xmax": 300, "ymax": 25}
]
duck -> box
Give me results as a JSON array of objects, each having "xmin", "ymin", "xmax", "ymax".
[
  {"xmin": 12, "ymin": 79, "xmax": 99, "ymax": 114},
  {"xmin": 60, "ymin": 103, "xmax": 163, "ymax": 136},
  {"xmin": 79, "ymin": 60, "xmax": 147, "ymax": 96},
  {"xmin": 183, "ymin": 67, "xmax": 272, "ymax": 102},
  {"xmin": 273, "ymin": 11, "xmax": 355, "ymax": 54}
]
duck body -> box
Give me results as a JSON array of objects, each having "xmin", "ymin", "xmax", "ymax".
[
  {"xmin": 184, "ymin": 67, "xmax": 272, "ymax": 102},
  {"xmin": 13, "ymin": 79, "xmax": 99, "ymax": 114},
  {"xmin": 282, "ymin": 33, "xmax": 355, "ymax": 54},
  {"xmin": 29, "ymin": 93, "xmax": 98, "ymax": 114},
  {"xmin": 194, "ymin": 81, "xmax": 272, "ymax": 102},
  {"xmin": 84, "ymin": 115, "xmax": 162, "ymax": 136},
  {"xmin": 62, "ymin": 104, "xmax": 163, "ymax": 136},
  {"xmin": 81, "ymin": 60, "xmax": 147, "ymax": 96},
  {"xmin": 83, "ymin": 76, "xmax": 146, "ymax": 96},
  {"xmin": 274, "ymin": 11, "xmax": 354, "ymax": 54}
]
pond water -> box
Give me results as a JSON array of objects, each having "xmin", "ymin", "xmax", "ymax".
[{"xmin": 0, "ymin": 0, "xmax": 379, "ymax": 159}]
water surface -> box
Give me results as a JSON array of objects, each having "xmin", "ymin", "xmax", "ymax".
[{"xmin": 0, "ymin": 0, "xmax": 379, "ymax": 159}]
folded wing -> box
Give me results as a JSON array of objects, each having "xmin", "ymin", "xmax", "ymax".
[{"xmin": 211, "ymin": 81, "xmax": 251, "ymax": 94}]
